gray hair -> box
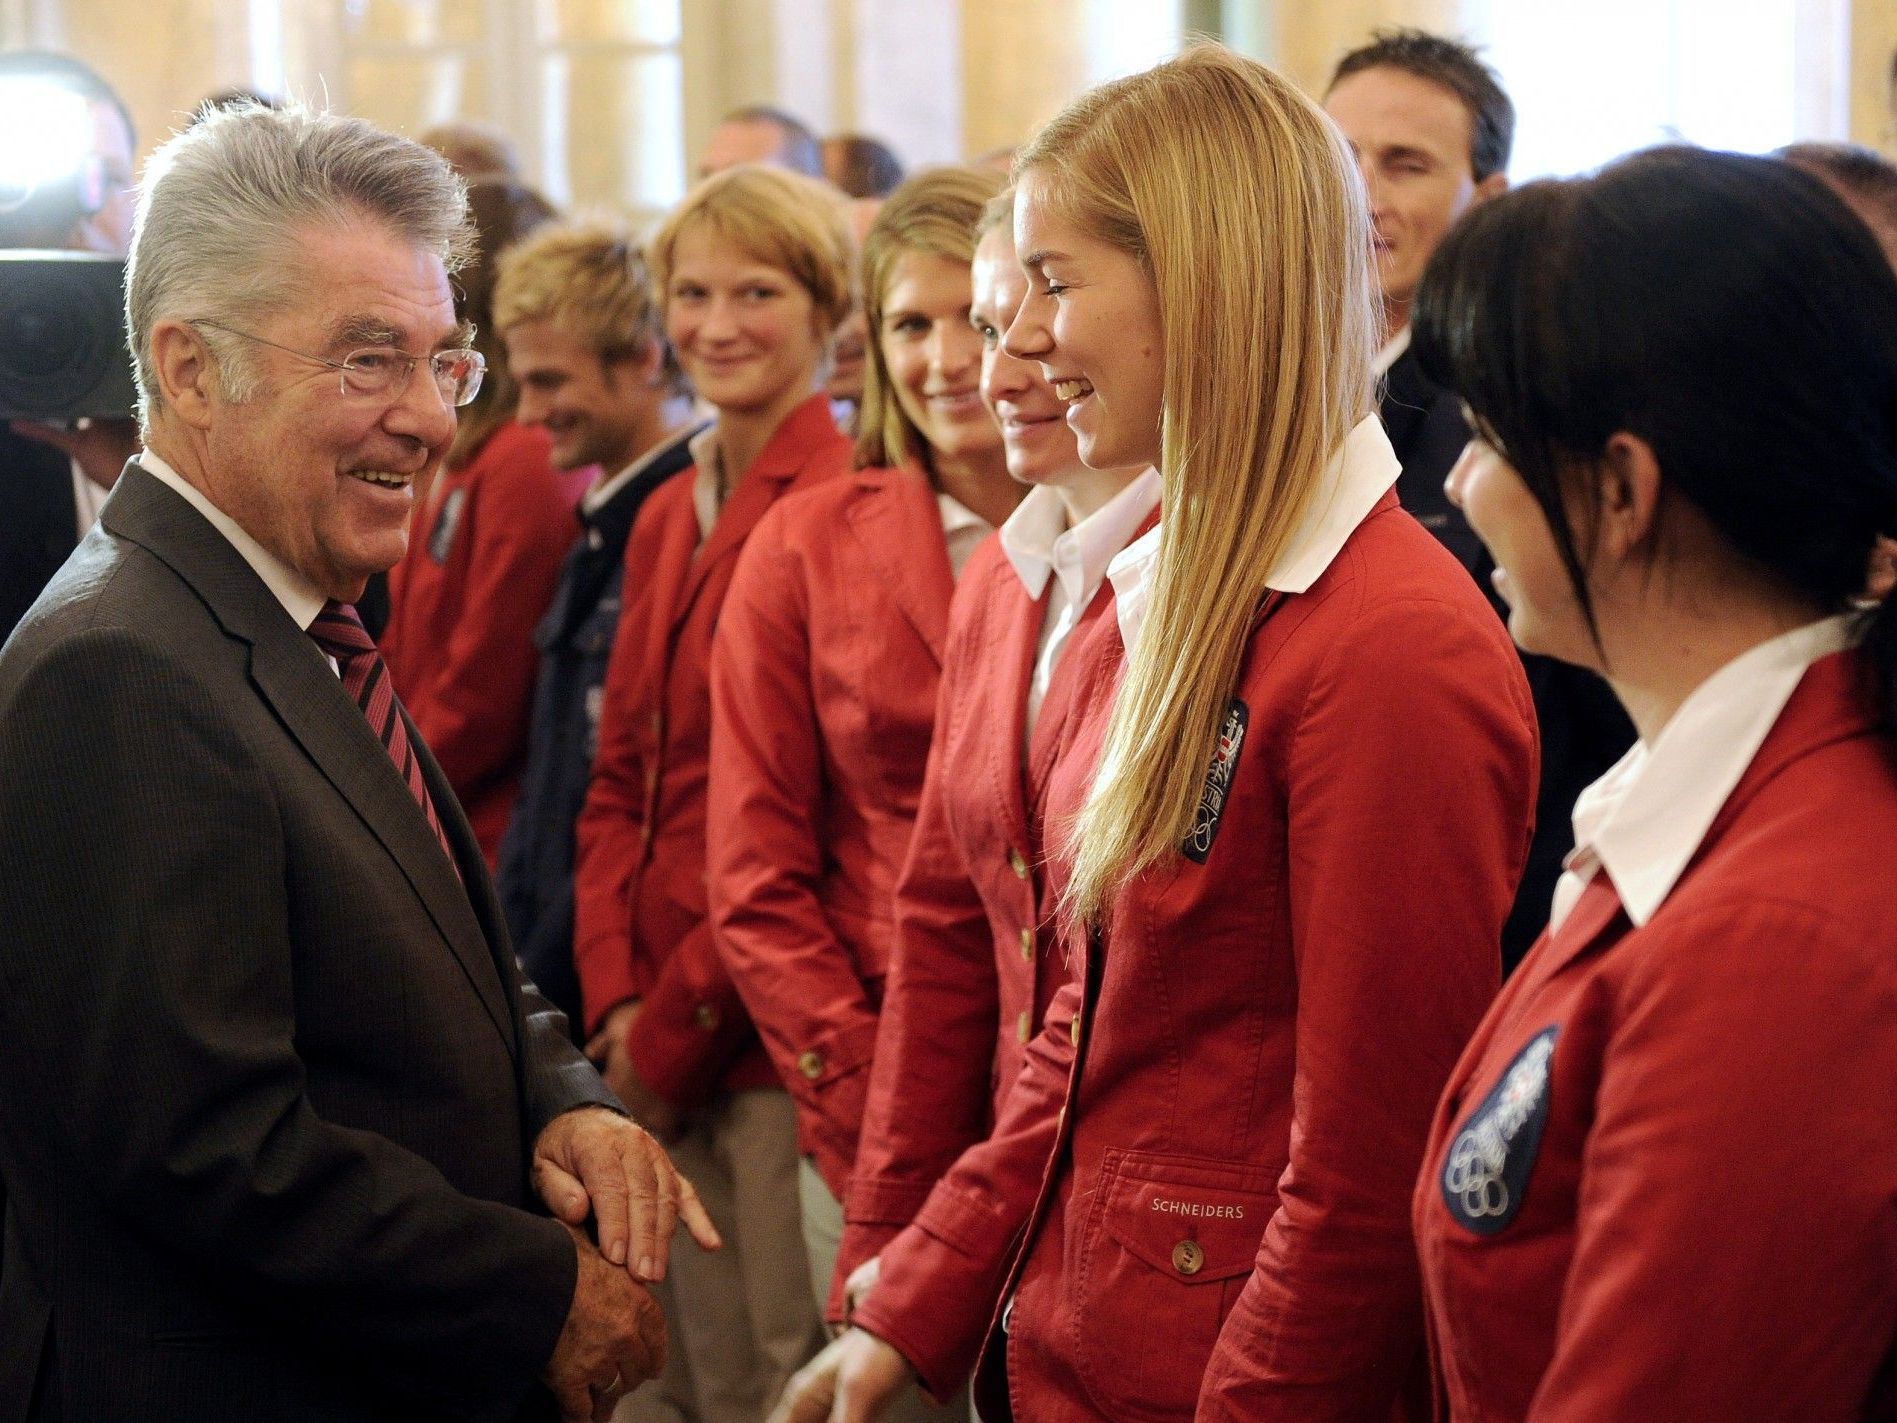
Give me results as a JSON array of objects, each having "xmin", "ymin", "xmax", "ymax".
[{"xmin": 126, "ymin": 102, "xmax": 474, "ymax": 428}]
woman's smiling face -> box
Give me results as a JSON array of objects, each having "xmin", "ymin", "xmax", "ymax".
[{"xmin": 1003, "ymin": 166, "xmax": 1165, "ymax": 472}]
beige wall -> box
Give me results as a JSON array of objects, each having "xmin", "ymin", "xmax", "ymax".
[{"xmin": 4, "ymin": 0, "xmax": 1893, "ymax": 211}]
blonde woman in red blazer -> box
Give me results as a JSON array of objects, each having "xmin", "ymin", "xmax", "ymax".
[
  {"xmin": 706, "ymin": 169, "xmax": 1020, "ymax": 1334},
  {"xmin": 831, "ymin": 194, "xmax": 1159, "ymax": 1320},
  {"xmin": 774, "ymin": 47, "xmax": 1535, "ymax": 1423},
  {"xmin": 572, "ymin": 165, "xmax": 855, "ymax": 1423},
  {"xmin": 1407, "ymin": 150, "xmax": 1897, "ymax": 1423}
]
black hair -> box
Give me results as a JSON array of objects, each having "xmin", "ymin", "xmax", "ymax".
[
  {"xmin": 824, "ymin": 132, "xmax": 904, "ymax": 199},
  {"xmin": 1329, "ymin": 28, "xmax": 1514, "ymax": 181},
  {"xmin": 1413, "ymin": 145, "xmax": 1897, "ymax": 735},
  {"xmin": 1777, "ymin": 142, "xmax": 1897, "ymax": 242},
  {"xmin": 720, "ymin": 104, "xmax": 823, "ymax": 178}
]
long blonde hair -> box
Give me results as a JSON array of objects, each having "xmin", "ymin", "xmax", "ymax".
[
  {"xmin": 854, "ymin": 165, "xmax": 1007, "ymax": 470},
  {"xmin": 1040, "ymin": 45, "xmax": 1379, "ymax": 923}
]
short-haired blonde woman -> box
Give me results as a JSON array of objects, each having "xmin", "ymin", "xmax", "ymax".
[
  {"xmin": 572, "ymin": 163, "xmax": 854, "ymax": 1423},
  {"xmin": 776, "ymin": 46, "xmax": 1535, "ymax": 1423},
  {"xmin": 705, "ymin": 167, "xmax": 1018, "ymax": 1333}
]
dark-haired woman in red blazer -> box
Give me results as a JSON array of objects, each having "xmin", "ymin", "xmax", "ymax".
[
  {"xmin": 707, "ymin": 168, "xmax": 1021, "ymax": 1334},
  {"xmin": 829, "ymin": 196, "xmax": 1158, "ymax": 1320},
  {"xmin": 1408, "ymin": 148, "xmax": 1897, "ymax": 1422},
  {"xmin": 572, "ymin": 165, "xmax": 857, "ymax": 1421}
]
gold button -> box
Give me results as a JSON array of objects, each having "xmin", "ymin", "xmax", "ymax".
[
  {"xmin": 1019, "ymin": 927, "xmax": 1034, "ymax": 960},
  {"xmin": 797, "ymin": 1050, "xmax": 825, "ymax": 1080},
  {"xmin": 693, "ymin": 1002, "xmax": 720, "ymax": 1031},
  {"xmin": 1009, "ymin": 848, "xmax": 1029, "ymax": 880},
  {"xmin": 1171, "ymin": 1240, "xmax": 1205, "ymax": 1276},
  {"xmin": 1016, "ymin": 1010, "xmax": 1031, "ymax": 1044},
  {"xmin": 1069, "ymin": 1013, "xmax": 1081, "ymax": 1049}
]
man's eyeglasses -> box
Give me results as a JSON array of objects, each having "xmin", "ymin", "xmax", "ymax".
[{"xmin": 189, "ymin": 319, "xmax": 486, "ymax": 408}]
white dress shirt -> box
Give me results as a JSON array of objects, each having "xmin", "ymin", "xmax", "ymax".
[
  {"xmin": 687, "ymin": 423, "xmax": 726, "ymax": 543},
  {"xmin": 937, "ymin": 491, "xmax": 992, "ymax": 581},
  {"xmin": 1108, "ymin": 415, "xmax": 1400, "ymax": 653},
  {"xmin": 999, "ymin": 468, "xmax": 1161, "ymax": 732},
  {"xmin": 140, "ymin": 448, "xmax": 327, "ymax": 633},
  {"xmin": 1547, "ymin": 613, "xmax": 1860, "ymax": 932}
]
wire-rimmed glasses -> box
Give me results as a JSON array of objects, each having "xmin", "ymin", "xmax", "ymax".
[{"xmin": 189, "ymin": 318, "xmax": 486, "ymax": 408}]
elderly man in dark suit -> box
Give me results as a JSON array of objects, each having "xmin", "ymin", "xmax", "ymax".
[{"xmin": 0, "ymin": 103, "xmax": 716, "ymax": 1423}]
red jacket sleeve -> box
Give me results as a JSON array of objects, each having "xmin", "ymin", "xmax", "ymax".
[
  {"xmin": 1196, "ymin": 594, "xmax": 1533, "ymax": 1423},
  {"xmin": 836, "ymin": 661, "xmax": 998, "ymax": 1307},
  {"xmin": 1528, "ymin": 900, "xmax": 1897, "ymax": 1422},
  {"xmin": 850, "ymin": 973, "xmax": 1080, "ymax": 1400},
  {"xmin": 708, "ymin": 521, "xmax": 879, "ymax": 1194},
  {"xmin": 404, "ymin": 429, "xmax": 575, "ymax": 816}
]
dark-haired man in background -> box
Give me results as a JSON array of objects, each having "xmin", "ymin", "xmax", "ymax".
[{"xmin": 1327, "ymin": 30, "xmax": 1633, "ymax": 971}]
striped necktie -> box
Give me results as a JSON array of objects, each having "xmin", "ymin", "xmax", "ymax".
[{"xmin": 308, "ymin": 599, "xmax": 457, "ymax": 867}]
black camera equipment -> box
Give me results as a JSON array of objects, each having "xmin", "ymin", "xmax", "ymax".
[{"xmin": 0, "ymin": 251, "xmax": 136, "ymax": 421}]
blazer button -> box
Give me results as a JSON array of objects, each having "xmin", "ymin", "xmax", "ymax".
[
  {"xmin": 693, "ymin": 1002, "xmax": 720, "ymax": 1031},
  {"xmin": 1069, "ymin": 1012, "xmax": 1081, "ymax": 1050},
  {"xmin": 1019, "ymin": 927, "xmax": 1034, "ymax": 960},
  {"xmin": 1008, "ymin": 848, "xmax": 1029, "ymax": 880},
  {"xmin": 1016, "ymin": 1010, "xmax": 1031, "ymax": 1044},
  {"xmin": 797, "ymin": 1050, "xmax": 825, "ymax": 1080},
  {"xmin": 1171, "ymin": 1240, "xmax": 1205, "ymax": 1276}
]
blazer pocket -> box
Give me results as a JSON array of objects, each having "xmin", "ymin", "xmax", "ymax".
[{"xmin": 1070, "ymin": 1149, "xmax": 1276, "ymax": 1421}]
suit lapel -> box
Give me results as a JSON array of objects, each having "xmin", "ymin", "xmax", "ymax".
[
  {"xmin": 104, "ymin": 467, "xmax": 518, "ymax": 1055},
  {"xmin": 845, "ymin": 465, "xmax": 955, "ymax": 664}
]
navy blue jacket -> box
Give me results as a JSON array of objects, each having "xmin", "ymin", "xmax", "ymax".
[{"xmin": 497, "ymin": 427, "xmax": 698, "ymax": 1036}]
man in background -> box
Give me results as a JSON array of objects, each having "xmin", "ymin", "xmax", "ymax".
[
  {"xmin": 495, "ymin": 216, "xmax": 700, "ymax": 1037},
  {"xmin": 0, "ymin": 51, "xmax": 140, "ymax": 643},
  {"xmin": 697, "ymin": 104, "xmax": 823, "ymax": 179},
  {"xmin": 1326, "ymin": 30, "xmax": 1633, "ymax": 971}
]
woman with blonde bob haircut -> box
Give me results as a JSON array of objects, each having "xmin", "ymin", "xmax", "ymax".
[
  {"xmin": 574, "ymin": 162, "xmax": 857, "ymax": 1423},
  {"xmin": 706, "ymin": 166, "xmax": 1020, "ymax": 1348},
  {"xmin": 776, "ymin": 46, "xmax": 1535, "ymax": 1423}
]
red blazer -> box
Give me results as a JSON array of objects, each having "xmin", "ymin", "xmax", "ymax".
[
  {"xmin": 1414, "ymin": 649, "xmax": 1897, "ymax": 1423},
  {"xmin": 835, "ymin": 515, "xmax": 1156, "ymax": 1314},
  {"xmin": 383, "ymin": 421, "xmax": 577, "ymax": 865},
  {"xmin": 853, "ymin": 493, "xmax": 1537, "ymax": 1422},
  {"xmin": 706, "ymin": 465, "xmax": 956, "ymax": 1195},
  {"xmin": 572, "ymin": 395, "xmax": 851, "ymax": 1108}
]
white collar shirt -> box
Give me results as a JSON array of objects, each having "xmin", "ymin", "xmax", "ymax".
[
  {"xmin": 1547, "ymin": 613, "xmax": 1860, "ymax": 933},
  {"xmin": 1001, "ymin": 467, "xmax": 1161, "ymax": 733},
  {"xmin": 140, "ymin": 448, "xmax": 328, "ymax": 634},
  {"xmin": 687, "ymin": 423, "xmax": 725, "ymax": 543},
  {"xmin": 937, "ymin": 491, "xmax": 991, "ymax": 581},
  {"xmin": 1107, "ymin": 414, "xmax": 1400, "ymax": 654}
]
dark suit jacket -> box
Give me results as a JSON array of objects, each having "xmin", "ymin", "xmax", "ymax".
[
  {"xmin": 0, "ymin": 429, "xmax": 79, "ymax": 647},
  {"xmin": 1377, "ymin": 346, "xmax": 1634, "ymax": 973},
  {"xmin": 0, "ymin": 466, "xmax": 618, "ymax": 1422}
]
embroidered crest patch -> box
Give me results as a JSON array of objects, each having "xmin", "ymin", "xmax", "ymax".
[
  {"xmin": 1182, "ymin": 699, "xmax": 1248, "ymax": 864},
  {"xmin": 427, "ymin": 487, "xmax": 467, "ymax": 563},
  {"xmin": 1441, "ymin": 1026, "xmax": 1558, "ymax": 1235}
]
